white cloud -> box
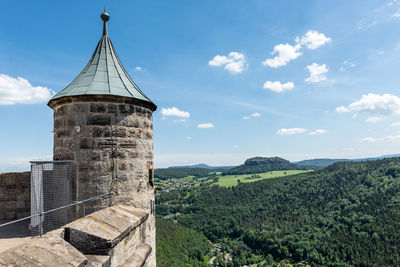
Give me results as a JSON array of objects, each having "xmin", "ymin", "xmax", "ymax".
[
  {"xmin": 135, "ymin": 66, "xmax": 142, "ymax": 71},
  {"xmin": 232, "ymin": 145, "xmax": 239, "ymax": 149},
  {"xmin": 209, "ymin": 52, "xmax": 247, "ymax": 74},
  {"xmin": 243, "ymin": 112, "xmax": 261, "ymax": 119},
  {"xmin": 336, "ymin": 106, "xmax": 350, "ymax": 113},
  {"xmin": 305, "ymin": 63, "xmax": 328, "ymax": 83},
  {"xmin": 0, "ymin": 74, "xmax": 55, "ymax": 105},
  {"xmin": 356, "ymin": 19, "xmax": 378, "ymax": 30},
  {"xmin": 277, "ymin": 128, "xmax": 309, "ymax": 136},
  {"xmin": 384, "ymin": 134, "xmax": 400, "ymax": 141},
  {"xmin": 308, "ymin": 129, "xmax": 327, "ymax": 135},
  {"xmin": 174, "ymin": 119, "xmax": 187, "ymax": 123},
  {"xmin": 299, "ymin": 30, "xmax": 331, "ymax": 50},
  {"xmin": 366, "ymin": 116, "xmax": 383, "ymax": 123},
  {"xmin": 198, "ymin": 123, "xmax": 215, "ymax": 129},
  {"xmin": 361, "ymin": 137, "xmax": 377, "ymax": 143},
  {"xmin": 340, "ymin": 60, "xmax": 356, "ymax": 72},
  {"xmin": 160, "ymin": 107, "xmax": 190, "ymax": 118},
  {"xmin": 263, "ymin": 30, "xmax": 330, "ymax": 68},
  {"xmin": 186, "ymin": 136, "xmax": 191, "ymax": 140},
  {"xmin": 359, "ymin": 132, "xmax": 400, "ymax": 143},
  {"xmin": 337, "ymin": 93, "xmax": 400, "ymax": 116},
  {"xmin": 263, "ymin": 81, "xmax": 294, "ymax": 93},
  {"xmin": 262, "ymin": 43, "xmax": 302, "ymax": 68},
  {"xmin": 391, "ymin": 122, "xmax": 400, "ymax": 126}
]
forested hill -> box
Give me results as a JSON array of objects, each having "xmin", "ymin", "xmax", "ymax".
[
  {"xmin": 177, "ymin": 157, "xmax": 400, "ymax": 266},
  {"xmin": 169, "ymin": 163, "xmax": 234, "ymax": 170},
  {"xmin": 155, "ymin": 167, "xmax": 216, "ymax": 180},
  {"xmin": 156, "ymin": 219, "xmax": 211, "ymax": 267},
  {"xmin": 222, "ymin": 156, "xmax": 315, "ymax": 175},
  {"xmin": 295, "ymin": 158, "xmax": 347, "ymax": 167},
  {"xmin": 295, "ymin": 154, "xmax": 400, "ymax": 167}
]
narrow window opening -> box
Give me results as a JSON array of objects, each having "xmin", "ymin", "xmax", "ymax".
[{"xmin": 149, "ymin": 168, "xmax": 154, "ymax": 187}]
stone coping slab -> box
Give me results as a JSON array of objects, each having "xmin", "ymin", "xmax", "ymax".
[
  {"xmin": 124, "ymin": 243, "xmax": 152, "ymax": 267},
  {"xmin": 64, "ymin": 204, "xmax": 148, "ymax": 254},
  {"xmin": 0, "ymin": 236, "xmax": 87, "ymax": 267},
  {"xmin": 86, "ymin": 255, "xmax": 111, "ymax": 267}
]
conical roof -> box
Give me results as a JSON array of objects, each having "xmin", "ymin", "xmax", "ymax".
[{"xmin": 48, "ymin": 10, "xmax": 156, "ymax": 111}]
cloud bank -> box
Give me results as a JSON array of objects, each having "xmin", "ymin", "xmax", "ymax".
[
  {"xmin": 0, "ymin": 74, "xmax": 54, "ymax": 105},
  {"xmin": 209, "ymin": 52, "xmax": 247, "ymax": 74}
]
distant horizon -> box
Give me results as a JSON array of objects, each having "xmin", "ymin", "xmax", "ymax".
[
  {"xmin": 2, "ymin": 152, "xmax": 399, "ymax": 173},
  {"xmin": 1, "ymin": 1, "xmax": 400, "ymax": 172}
]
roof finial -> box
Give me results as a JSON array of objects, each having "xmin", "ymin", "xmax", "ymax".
[{"xmin": 101, "ymin": 8, "xmax": 110, "ymax": 36}]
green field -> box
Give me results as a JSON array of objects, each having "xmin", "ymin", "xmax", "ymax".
[
  {"xmin": 215, "ymin": 170, "xmax": 312, "ymax": 187},
  {"xmin": 155, "ymin": 170, "xmax": 311, "ymax": 188}
]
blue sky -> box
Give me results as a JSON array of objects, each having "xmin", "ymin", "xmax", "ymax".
[{"xmin": 1, "ymin": 0, "xmax": 400, "ymax": 171}]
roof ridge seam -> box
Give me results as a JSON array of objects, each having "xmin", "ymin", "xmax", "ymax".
[
  {"xmin": 87, "ymin": 36, "xmax": 105, "ymax": 95},
  {"xmin": 104, "ymin": 36, "xmax": 111, "ymax": 94},
  {"xmin": 107, "ymin": 38, "xmax": 134, "ymax": 97},
  {"xmin": 108, "ymin": 38, "xmax": 149, "ymax": 100}
]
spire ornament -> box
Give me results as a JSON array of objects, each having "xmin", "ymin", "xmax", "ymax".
[{"xmin": 101, "ymin": 9, "xmax": 110, "ymax": 36}]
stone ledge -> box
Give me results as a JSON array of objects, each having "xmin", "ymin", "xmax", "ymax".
[
  {"xmin": 86, "ymin": 255, "xmax": 111, "ymax": 267},
  {"xmin": 123, "ymin": 243, "xmax": 152, "ymax": 267},
  {"xmin": 0, "ymin": 204, "xmax": 150, "ymax": 266},
  {"xmin": 64, "ymin": 204, "xmax": 148, "ymax": 254},
  {"xmin": 0, "ymin": 236, "xmax": 87, "ymax": 267}
]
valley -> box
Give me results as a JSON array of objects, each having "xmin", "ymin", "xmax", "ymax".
[{"xmin": 156, "ymin": 156, "xmax": 400, "ymax": 266}]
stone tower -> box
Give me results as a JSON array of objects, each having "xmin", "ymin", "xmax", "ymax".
[{"xmin": 47, "ymin": 10, "xmax": 157, "ymax": 265}]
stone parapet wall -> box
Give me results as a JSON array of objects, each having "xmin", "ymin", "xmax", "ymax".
[
  {"xmin": 0, "ymin": 204, "xmax": 152, "ymax": 266},
  {"xmin": 0, "ymin": 172, "xmax": 30, "ymax": 220}
]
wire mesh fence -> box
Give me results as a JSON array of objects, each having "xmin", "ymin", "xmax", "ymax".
[
  {"xmin": 0, "ymin": 192, "xmax": 113, "ymax": 239},
  {"xmin": 0, "ymin": 161, "xmax": 114, "ymax": 239},
  {"xmin": 30, "ymin": 161, "xmax": 73, "ymax": 236}
]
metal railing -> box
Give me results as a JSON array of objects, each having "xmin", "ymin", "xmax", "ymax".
[{"xmin": 0, "ymin": 192, "xmax": 113, "ymax": 237}]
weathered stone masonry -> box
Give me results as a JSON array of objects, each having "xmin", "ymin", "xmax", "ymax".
[
  {"xmin": 52, "ymin": 100, "xmax": 154, "ymax": 210},
  {"xmin": 49, "ymin": 96, "xmax": 156, "ymax": 267},
  {"xmin": 0, "ymin": 172, "xmax": 30, "ymax": 220}
]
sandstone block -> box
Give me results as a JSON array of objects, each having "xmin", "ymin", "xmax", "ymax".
[
  {"xmin": 90, "ymin": 103, "xmax": 106, "ymax": 113},
  {"xmin": 113, "ymin": 128, "xmax": 126, "ymax": 138},
  {"xmin": 87, "ymin": 115, "xmax": 111, "ymax": 126},
  {"xmin": 93, "ymin": 127, "xmax": 103, "ymax": 137},
  {"xmin": 16, "ymin": 201, "xmax": 25, "ymax": 209},
  {"xmin": 107, "ymin": 104, "xmax": 117, "ymax": 113},
  {"xmin": 80, "ymin": 138, "xmax": 95, "ymax": 149}
]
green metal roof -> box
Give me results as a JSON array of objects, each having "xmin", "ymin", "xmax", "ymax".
[{"xmin": 50, "ymin": 11, "xmax": 154, "ymax": 107}]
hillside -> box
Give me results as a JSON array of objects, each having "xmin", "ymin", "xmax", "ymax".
[
  {"xmin": 156, "ymin": 218, "xmax": 211, "ymax": 267},
  {"xmin": 222, "ymin": 157, "xmax": 314, "ymax": 175},
  {"xmin": 162, "ymin": 158, "xmax": 400, "ymax": 266},
  {"xmin": 295, "ymin": 158, "xmax": 348, "ymax": 167},
  {"xmin": 169, "ymin": 163, "xmax": 235, "ymax": 170},
  {"xmin": 154, "ymin": 168, "xmax": 217, "ymax": 180},
  {"xmin": 295, "ymin": 153, "xmax": 400, "ymax": 167}
]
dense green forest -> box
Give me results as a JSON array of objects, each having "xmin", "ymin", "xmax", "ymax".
[
  {"xmin": 158, "ymin": 158, "xmax": 400, "ymax": 266},
  {"xmin": 155, "ymin": 167, "xmax": 217, "ymax": 180},
  {"xmin": 222, "ymin": 157, "xmax": 315, "ymax": 175},
  {"xmin": 156, "ymin": 218, "xmax": 211, "ymax": 267}
]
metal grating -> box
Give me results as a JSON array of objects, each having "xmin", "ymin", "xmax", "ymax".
[{"xmin": 30, "ymin": 161, "xmax": 73, "ymax": 236}]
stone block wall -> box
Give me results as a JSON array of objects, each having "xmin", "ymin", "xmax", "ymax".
[
  {"xmin": 0, "ymin": 204, "xmax": 153, "ymax": 266},
  {"xmin": 0, "ymin": 172, "xmax": 30, "ymax": 220},
  {"xmin": 51, "ymin": 99, "xmax": 156, "ymax": 265},
  {"xmin": 52, "ymin": 101, "xmax": 154, "ymax": 209}
]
